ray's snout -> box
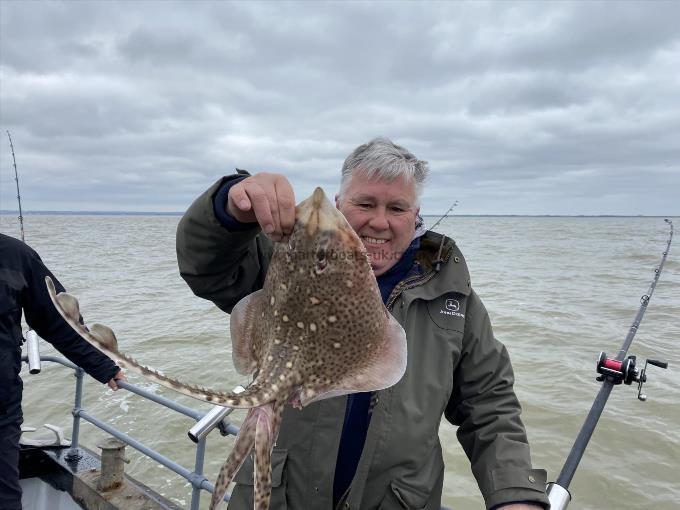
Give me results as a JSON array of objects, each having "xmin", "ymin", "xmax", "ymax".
[
  {"xmin": 312, "ymin": 187, "xmax": 325, "ymax": 208},
  {"xmin": 297, "ymin": 186, "xmax": 346, "ymax": 234}
]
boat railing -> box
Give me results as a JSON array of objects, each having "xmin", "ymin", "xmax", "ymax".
[
  {"xmin": 22, "ymin": 354, "xmax": 237, "ymax": 510},
  {"xmin": 23, "ymin": 354, "xmax": 454, "ymax": 510}
]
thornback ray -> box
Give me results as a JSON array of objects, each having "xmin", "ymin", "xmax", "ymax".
[{"xmin": 46, "ymin": 186, "xmax": 407, "ymax": 510}]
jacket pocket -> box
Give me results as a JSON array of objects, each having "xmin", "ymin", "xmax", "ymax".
[
  {"xmin": 229, "ymin": 448, "xmax": 288, "ymax": 509},
  {"xmin": 377, "ymin": 479, "xmax": 429, "ymax": 510}
]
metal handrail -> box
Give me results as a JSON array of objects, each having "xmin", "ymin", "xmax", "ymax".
[
  {"xmin": 22, "ymin": 354, "xmax": 234, "ymax": 510},
  {"xmin": 23, "ymin": 355, "xmax": 455, "ymax": 510}
]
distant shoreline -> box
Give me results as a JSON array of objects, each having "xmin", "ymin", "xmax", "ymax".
[{"xmin": 0, "ymin": 210, "xmax": 675, "ymax": 218}]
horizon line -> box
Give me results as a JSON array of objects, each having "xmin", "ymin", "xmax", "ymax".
[{"xmin": 0, "ymin": 210, "xmax": 676, "ymax": 218}]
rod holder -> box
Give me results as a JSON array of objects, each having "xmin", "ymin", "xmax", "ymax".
[
  {"xmin": 187, "ymin": 385, "xmax": 244, "ymax": 443},
  {"xmin": 547, "ymin": 482, "xmax": 571, "ymax": 510},
  {"xmin": 26, "ymin": 330, "xmax": 41, "ymax": 374},
  {"xmin": 188, "ymin": 405, "xmax": 234, "ymax": 443}
]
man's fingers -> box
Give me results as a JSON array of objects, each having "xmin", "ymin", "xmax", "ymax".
[
  {"xmin": 243, "ymin": 181, "xmax": 276, "ymax": 234},
  {"xmin": 228, "ymin": 182, "xmax": 253, "ymax": 217},
  {"xmin": 275, "ymin": 176, "xmax": 296, "ymax": 236},
  {"xmin": 227, "ymin": 173, "xmax": 295, "ymax": 241},
  {"xmin": 108, "ymin": 370, "xmax": 127, "ymax": 391}
]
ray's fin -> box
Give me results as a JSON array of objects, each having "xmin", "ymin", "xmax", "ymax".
[
  {"xmin": 208, "ymin": 400, "xmax": 285, "ymax": 510},
  {"xmin": 209, "ymin": 409, "xmax": 257, "ymax": 510},
  {"xmin": 252, "ymin": 400, "xmax": 284, "ymax": 510},
  {"xmin": 230, "ymin": 289, "xmax": 264, "ymax": 375},
  {"xmin": 300, "ymin": 312, "xmax": 407, "ymax": 406}
]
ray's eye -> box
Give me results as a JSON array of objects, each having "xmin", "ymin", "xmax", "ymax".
[{"xmin": 315, "ymin": 248, "xmax": 328, "ymax": 273}]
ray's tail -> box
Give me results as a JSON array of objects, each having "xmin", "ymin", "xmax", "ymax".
[{"xmin": 45, "ymin": 276, "xmax": 256, "ymax": 408}]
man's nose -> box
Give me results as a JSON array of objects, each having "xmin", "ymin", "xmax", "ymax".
[{"xmin": 368, "ymin": 207, "xmax": 389, "ymax": 230}]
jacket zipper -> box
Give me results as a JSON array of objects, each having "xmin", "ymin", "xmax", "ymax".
[{"xmin": 385, "ymin": 270, "xmax": 435, "ymax": 311}]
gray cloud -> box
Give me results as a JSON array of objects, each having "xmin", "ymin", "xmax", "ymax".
[{"xmin": 1, "ymin": 0, "xmax": 678, "ymax": 215}]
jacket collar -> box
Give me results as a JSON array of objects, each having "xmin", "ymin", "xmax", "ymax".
[{"xmin": 410, "ymin": 230, "xmax": 471, "ymax": 299}]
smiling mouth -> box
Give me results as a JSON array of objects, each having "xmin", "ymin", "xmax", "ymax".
[{"xmin": 362, "ymin": 236, "xmax": 389, "ymax": 245}]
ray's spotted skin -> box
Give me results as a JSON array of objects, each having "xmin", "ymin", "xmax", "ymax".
[{"xmin": 46, "ymin": 187, "xmax": 407, "ymax": 510}]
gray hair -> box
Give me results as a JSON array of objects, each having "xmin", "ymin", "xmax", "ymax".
[{"xmin": 339, "ymin": 137, "xmax": 429, "ymax": 204}]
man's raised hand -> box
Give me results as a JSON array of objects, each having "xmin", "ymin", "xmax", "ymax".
[{"xmin": 227, "ymin": 172, "xmax": 296, "ymax": 242}]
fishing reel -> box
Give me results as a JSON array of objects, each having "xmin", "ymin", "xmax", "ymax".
[{"xmin": 596, "ymin": 352, "xmax": 668, "ymax": 400}]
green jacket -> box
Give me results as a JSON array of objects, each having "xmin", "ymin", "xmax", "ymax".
[{"xmin": 176, "ymin": 177, "xmax": 550, "ymax": 510}]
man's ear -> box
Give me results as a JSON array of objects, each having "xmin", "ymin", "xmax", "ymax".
[{"xmin": 335, "ymin": 194, "xmax": 340, "ymax": 208}]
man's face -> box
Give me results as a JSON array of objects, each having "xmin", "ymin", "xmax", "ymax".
[{"xmin": 336, "ymin": 172, "xmax": 419, "ymax": 276}]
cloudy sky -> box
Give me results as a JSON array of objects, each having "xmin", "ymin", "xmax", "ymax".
[{"xmin": 1, "ymin": 1, "xmax": 678, "ymax": 215}]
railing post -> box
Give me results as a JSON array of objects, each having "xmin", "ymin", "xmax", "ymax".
[
  {"xmin": 66, "ymin": 366, "xmax": 84, "ymax": 460},
  {"xmin": 190, "ymin": 437, "xmax": 208, "ymax": 510}
]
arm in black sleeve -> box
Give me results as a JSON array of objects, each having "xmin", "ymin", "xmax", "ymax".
[{"xmin": 20, "ymin": 248, "xmax": 119, "ymax": 384}]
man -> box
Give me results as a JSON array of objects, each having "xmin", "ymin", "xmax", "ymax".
[
  {"xmin": 176, "ymin": 138, "xmax": 549, "ymax": 509},
  {"xmin": 0, "ymin": 233, "xmax": 125, "ymax": 510}
]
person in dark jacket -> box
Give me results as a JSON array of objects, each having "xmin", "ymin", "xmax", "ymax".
[
  {"xmin": 0, "ymin": 233, "xmax": 125, "ymax": 510},
  {"xmin": 176, "ymin": 138, "xmax": 549, "ymax": 509}
]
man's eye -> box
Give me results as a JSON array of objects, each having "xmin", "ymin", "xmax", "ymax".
[{"xmin": 358, "ymin": 203, "xmax": 372, "ymax": 208}]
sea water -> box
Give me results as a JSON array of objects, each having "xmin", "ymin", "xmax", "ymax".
[{"xmin": 5, "ymin": 214, "xmax": 679, "ymax": 510}]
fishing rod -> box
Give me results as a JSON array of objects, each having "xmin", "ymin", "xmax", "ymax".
[
  {"xmin": 6, "ymin": 130, "xmax": 25, "ymax": 242},
  {"xmin": 428, "ymin": 200, "xmax": 458, "ymax": 231},
  {"xmin": 547, "ymin": 219, "xmax": 673, "ymax": 509},
  {"xmin": 6, "ymin": 131, "xmax": 41, "ymax": 374}
]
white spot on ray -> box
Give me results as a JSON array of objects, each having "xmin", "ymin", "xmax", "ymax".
[
  {"xmin": 309, "ymin": 296, "xmax": 320, "ymax": 305},
  {"xmin": 346, "ymin": 280, "xmax": 353, "ymax": 288},
  {"xmin": 274, "ymin": 339, "xmax": 281, "ymax": 345},
  {"xmin": 310, "ymin": 323, "xmax": 317, "ymax": 332},
  {"xmin": 267, "ymin": 355, "xmax": 274, "ymax": 361},
  {"xmin": 271, "ymin": 384, "xmax": 279, "ymax": 392},
  {"xmin": 333, "ymin": 342, "xmax": 341, "ymax": 349},
  {"xmin": 285, "ymin": 361, "xmax": 293, "ymax": 368},
  {"xmin": 297, "ymin": 322, "xmax": 304, "ymax": 329},
  {"xmin": 328, "ymin": 316, "xmax": 337, "ymax": 323},
  {"xmin": 292, "ymin": 345, "xmax": 299, "ymax": 351},
  {"xmin": 282, "ymin": 315, "xmax": 289, "ymax": 322},
  {"xmin": 270, "ymin": 296, "xmax": 275, "ymax": 305}
]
